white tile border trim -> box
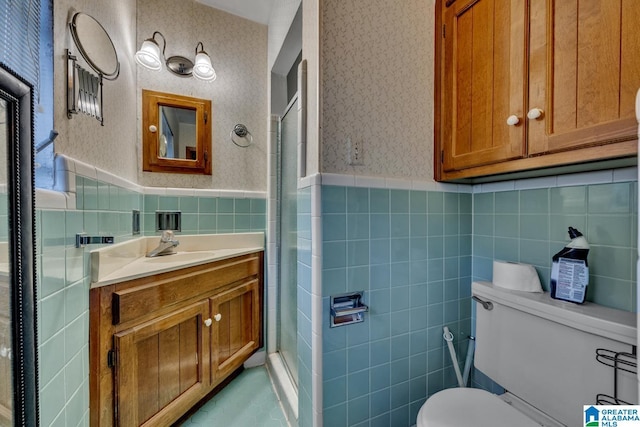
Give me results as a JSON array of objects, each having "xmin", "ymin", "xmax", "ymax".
[
  {"xmin": 310, "ymin": 182, "xmax": 323, "ymax": 427},
  {"xmin": 36, "ymin": 154, "xmax": 268, "ymax": 210},
  {"xmin": 298, "ymin": 173, "xmax": 476, "ymax": 192},
  {"xmin": 35, "ymin": 188, "xmax": 68, "ymax": 210},
  {"xmin": 304, "ymin": 168, "xmax": 637, "ymax": 194}
]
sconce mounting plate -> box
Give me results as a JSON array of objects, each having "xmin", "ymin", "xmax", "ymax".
[{"xmin": 166, "ymin": 55, "xmax": 194, "ymax": 77}]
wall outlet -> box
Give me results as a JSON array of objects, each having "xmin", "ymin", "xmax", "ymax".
[{"xmin": 348, "ymin": 137, "xmax": 364, "ymax": 166}]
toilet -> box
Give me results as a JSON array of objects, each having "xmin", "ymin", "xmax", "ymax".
[{"xmin": 417, "ymin": 281, "xmax": 637, "ymax": 426}]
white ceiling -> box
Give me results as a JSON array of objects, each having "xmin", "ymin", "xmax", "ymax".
[{"xmin": 195, "ymin": 0, "xmax": 275, "ymax": 25}]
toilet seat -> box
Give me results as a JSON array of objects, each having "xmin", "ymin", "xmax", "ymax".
[{"xmin": 417, "ymin": 388, "xmax": 540, "ymax": 427}]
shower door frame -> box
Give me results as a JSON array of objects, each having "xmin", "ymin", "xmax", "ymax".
[{"xmin": 276, "ymin": 92, "xmax": 300, "ymax": 389}]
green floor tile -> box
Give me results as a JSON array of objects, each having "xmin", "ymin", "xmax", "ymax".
[{"xmin": 180, "ymin": 366, "xmax": 289, "ymax": 427}]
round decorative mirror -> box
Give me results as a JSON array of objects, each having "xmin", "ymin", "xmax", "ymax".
[{"xmin": 69, "ymin": 12, "xmax": 120, "ymax": 80}]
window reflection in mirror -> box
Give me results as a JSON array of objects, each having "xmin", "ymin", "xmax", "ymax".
[
  {"xmin": 142, "ymin": 90, "xmax": 211, "ymax": 175},
  {"xmin": 0, "ymin": 97, "xmax": 10, "ymax": 424},
  {"xmin": 159, "ymin": 106, "xmax": 197, "ymax": 160}
]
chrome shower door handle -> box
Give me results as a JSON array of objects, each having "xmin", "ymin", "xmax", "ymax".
[{"xmin": 472, "ymin": 296, "xmax": 493, "ymax": 311}]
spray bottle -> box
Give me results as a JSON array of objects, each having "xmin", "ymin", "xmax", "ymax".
[{"xmin": 550, "ymin": 227, "xmax": 590, "ymax": 304}]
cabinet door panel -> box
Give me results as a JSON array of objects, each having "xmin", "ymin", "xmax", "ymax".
[
  {"xmin": 528, "ymin": 0, "xmax": 640, "ymax": 154},
  {"xmin": 620, "ymin": 0, "xmax": 640, "ymax": 118},
  {"xmin": 442, "ymin": 0, "xmax": 526, "ymax": 171},
  {"xmin": 179, "ymin": 317, "xmax": 199, "ymax": 393},
  {"xmin": 210, "ymin": 279, "xmax": 260, "ymax": 381},
  {"xmin": 157, "ymin": 325, "xmax": 180, "ymax": 408},
  {"xmin": 114, "ymin": 301, "xmax": 210, "ymax": 426},
  {"xmin": 136, "ymin": 335, "xmax": 160, "ymax": 422}
]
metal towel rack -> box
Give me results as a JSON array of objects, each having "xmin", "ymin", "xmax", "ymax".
[{"xmin": 595, "ymin": 347, "xmax": 637, "ymax": 405}]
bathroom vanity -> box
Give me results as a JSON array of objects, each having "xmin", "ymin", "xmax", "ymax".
[{"xmin": 88, "ymin": 234, "xmax": 264, "ymax": 426}]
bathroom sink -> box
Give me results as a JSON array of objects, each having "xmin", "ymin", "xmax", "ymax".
[
  {"xmin": 142, "ymin": 251, "xmax": 215, "ymax": 264},
  {"xmin": 90, "ymin": 232, "xmax": 265, "ymax": 287}
]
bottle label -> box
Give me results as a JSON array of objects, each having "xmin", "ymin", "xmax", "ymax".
[{"xmin": 554, "ymin": 257, "xmax": 588, "ymax": 303}]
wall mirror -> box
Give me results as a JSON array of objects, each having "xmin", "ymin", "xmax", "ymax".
[
  {"xmin": 0, "ymin": 64, "xmax": 39, "ymax": 425},
  {"xmin": 69, "ymin": 12, "xmax": 119, "ymax": 80},
  {"xmin": 142, "ymin": 90, "xmax": 212, "ymax": 175}
]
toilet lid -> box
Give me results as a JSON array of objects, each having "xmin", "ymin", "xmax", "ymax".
[{"xmin": 417, "ymin": 388, "xmax": 540, "ymax": 427}]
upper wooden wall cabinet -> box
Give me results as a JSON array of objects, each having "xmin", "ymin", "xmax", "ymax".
[{"xmin": 435, "ymin": 0, "xmax": 640, "ymax": 181}]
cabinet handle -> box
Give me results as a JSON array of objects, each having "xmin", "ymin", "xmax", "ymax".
[
  {"xmin": 148, "ymin": 124, "xmax": 157, "ymax": 133},
  {"xmin": 204, "ymin": 318, "xmax": 212, "ymax": 327},
  {"xmin": 527, "ymin": 108, "xmax": 544, "ymax": 120},
  {"xmin": 214, "ymin": 313, "xmax": 222, "ymax": 322},
  {"xmin": 506, "ymin": 115, "xmax": 520, "ymax": 126}
]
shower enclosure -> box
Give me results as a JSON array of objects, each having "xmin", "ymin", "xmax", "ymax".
[{"xmin": 277, "ymin": 94, "xmax": 299, "ymax": 387}]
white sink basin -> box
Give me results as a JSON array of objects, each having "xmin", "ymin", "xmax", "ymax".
[
  {"xmin": 90, "ymin": 233, "xmax": 264, "ymax": 287},
  {"xmin": 142, "ymin": 251, "xmax": 216, "ymax": 264}
]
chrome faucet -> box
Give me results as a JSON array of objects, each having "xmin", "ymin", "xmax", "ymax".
[{"xmin": 146, "ymin": 230, "xmax": 180, "ymax": 257}]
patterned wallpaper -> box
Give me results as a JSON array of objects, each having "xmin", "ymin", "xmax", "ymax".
[
  {"xmin": 137, "ymin": 0, "xmax": 268, "ymax": 191},
  {"xmin": 268, "ymin": 0, "xmax": 302, "ymax": 70},
  {"xmin": 53, "ymin": 0, "xmax": 268, "ymax": 192},
  {"xmin": 303, "ymin": 0, "xmax": 320, "ymax": 177},
  {"xmin": 53, "ymin": 0, "xmax": 138, "ymax": 183},
  {"xmin": 321, "ymin": 0, "xmax": 436, "ymax": 181}
]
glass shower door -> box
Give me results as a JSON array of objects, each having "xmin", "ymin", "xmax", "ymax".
[{"xmin": 278, "ymin": 95, "xmax": 298, "ymax": 386}]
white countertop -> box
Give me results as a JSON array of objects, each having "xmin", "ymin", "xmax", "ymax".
[{"xmin": 90, "ymin": 232, "xmax": 264, "ymax": 288}]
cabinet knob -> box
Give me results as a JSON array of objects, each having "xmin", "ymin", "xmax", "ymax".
[
  {"xmin": 214, "ymin": 313, "xmax": 222, "ymax": 322},
  {"xmin": 527, "ymin": 108, "xmax": 544, "ymax": 120},
  {"xmin": 149, "ymin": 125, "xmax": 158, "ymax": 133},
  {"xmin": 506, "ymin": 115, "xmax": 520, "ymax": 126},
  {"xmin": 204, "ymin": 318, "xmax": 212, "ymax": 327}
]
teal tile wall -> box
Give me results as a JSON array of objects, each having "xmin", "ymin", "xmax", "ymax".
[
  {"xmin": 38, "ymin": 177, "xmax": 145, "ymax": 426},
  {"xmin": 470, "ymin": 181, "xmax": 637, "ymax": 393},
  {"xmin": 0, "ymin": 195, "xmax": 7, "ymax": 241},
  {"xmin": 321, "ymin": 186, "xmax": 473, "ymax": 427},
  {"xmin": 142, "ymin": 195, "xmax": 266, "ymax": 234},
  {"xmin": 472, "ymin": 182, "xmax": 637, "ymax": 311},
  {"xmin": 297, "ymin": 187, "xmax": 313, "ymax": 427},
  {"xmin": 37, "ymin": 176, "xmax": 267, "ymax": 426}
]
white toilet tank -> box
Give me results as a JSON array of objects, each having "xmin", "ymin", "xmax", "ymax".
[{"xmin": 473, "ymin": 281, "xmax": 637, "ymax": 426}]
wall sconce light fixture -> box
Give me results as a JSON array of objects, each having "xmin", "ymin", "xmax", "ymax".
[{"xmin": 135, "ymin": 31, "xmax": 217, "ymax": 81}]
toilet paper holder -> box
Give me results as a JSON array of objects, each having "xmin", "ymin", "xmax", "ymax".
[{"xmin": 330, "ymin": 291, "xmax": 368, "ymax": 327}]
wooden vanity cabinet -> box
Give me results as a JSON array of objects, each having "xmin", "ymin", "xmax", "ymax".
[
  {"xmin": 89, "ymin": 251, "xmax": 263, "ymax": 427},
  {"xmin": 436, "ymin": 0, "xmax": 640, "ymax": 181}
]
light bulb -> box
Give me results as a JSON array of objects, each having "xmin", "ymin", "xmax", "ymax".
[
  {"xmin": 193, "ymin": 51, "xmax": 216, "ymax": 81},
  {"xmin": 135, "ymin": 39, "xmax": 162, "ymax": 71}
]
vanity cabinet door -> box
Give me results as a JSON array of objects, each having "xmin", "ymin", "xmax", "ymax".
[
  {"xmin": 113, "ymin": 300, "xmax": 210, "ymax": 427},
  {"xmin": 210, "ymin": 278, "xmax": 261, "ymax": 382}
]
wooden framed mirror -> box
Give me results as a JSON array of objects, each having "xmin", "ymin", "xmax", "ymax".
[{"xmin": 142, "ymin": 90, "xmax": 212, "ymax": 175}]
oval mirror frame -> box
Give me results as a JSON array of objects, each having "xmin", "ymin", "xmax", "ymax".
[
  {"xmin": 69, "ymin": 12, "xmax": 120, "ymax": 80},
  {"xmin": 142, "ymin": 90, "xmax": 212, "ymax": 175}
]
